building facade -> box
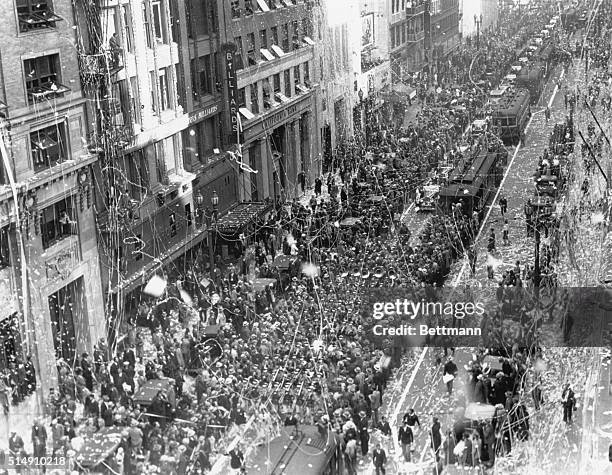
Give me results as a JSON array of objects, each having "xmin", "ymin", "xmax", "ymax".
[
  {"xmin": 73, "ymin": 0, "xmax": 213, "ymax": 330},
  {"xmin": 354, "ymin": 0, "xmax": 392, "ymax": 133},
  {"xmin": 0, "ymin": 0, "xmax": 105, "ymax": 393},
  {"xmin": 313, "ymin": 0, "xmax": 357, "ymax": 172},
  {"xmin": 224, "ymin": 0, "xmax": 319, "ymax": 201},
  {"xmin": 389, "ymin": 0, "xmax": 427, "ymax": 81},
  {"xmin": 427, "ymin": 0, "xmax": 460, "ymax": 78}
]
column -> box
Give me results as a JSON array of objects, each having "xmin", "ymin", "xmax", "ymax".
[
  {"xmin": 239, "ymin": 146, "xmax": 250, "ymax": 201},
  {"xmin": 292, "ymin": 120, "xmax": 301, "ymax": 197},
  {"xmin": 259, "ymin": 138, "xmax": 271, "ymax": 199}
]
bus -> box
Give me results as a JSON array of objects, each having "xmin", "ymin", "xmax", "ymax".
[
  {"xmin": 491, "ymin": 88, "xmax": 531, "ymax": 144},
  {"xmin": 438, "ymin": 138, "xmax": 506, "ymax": 218},
  {"xmin": 247, "ymin": 425, "xmax": 344, "ymax": 474}
]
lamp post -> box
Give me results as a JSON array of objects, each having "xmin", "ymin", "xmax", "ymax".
[
  {"xmin": 209, "ymin": 190, "xmax": 219, "ymax": 271},
  {"xmin": 195, "ymin": 192, "xmax": 204, "ymax": 227},
  {"xmin": 474, "ymin": 13, "xmax": 483, "ymax": 51}
]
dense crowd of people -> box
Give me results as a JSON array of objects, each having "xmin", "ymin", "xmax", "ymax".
[{"xmin": 2, "ymin": 1, "xmax": 611, "ymax": 474}]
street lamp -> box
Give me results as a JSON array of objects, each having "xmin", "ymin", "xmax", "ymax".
[
  {"xmin": 209, "ymin": 190, "xmax": 219, "ymax": 272},
  {"xmin": 195, "ymin": 192, "xmax": 204, "ymax": 227}
]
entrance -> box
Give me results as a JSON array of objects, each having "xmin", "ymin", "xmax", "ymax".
[{"xmin": 49, "ymin": 277, "xmax": 86, "ymax": 363}]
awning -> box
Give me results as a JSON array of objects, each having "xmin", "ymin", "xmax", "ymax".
[
  {"xmin": 271, "ymin": 45, "xmax": 285, "ymax": 57},
  {"xmin": 303, "ymin": 36, "xmax": 315, "ymax": 46},
  {"xmin": 296, "ymin": 84, "xmax": 309, "ymax": 94},
  {"xmin": 239, "ymin": 107, "xmax": 256, "ymax": 120},
  {"xmin": 215, "ymin": 202, "xmax": 272, "ymax": 234},
  {"xmin": 261, "ymin": 48, "xmax": 275, "ymax": 61},
  {"xmin": 0, "ymin": 100, "xmax": 7, "ymax": 112},
  {"xmin": 275, "ymin": 92, "xmax": 290, "ymax": 103},
  {"xmin": 111, "ymin": 227, "xmax": 209, "ymax": 294},
  {"xmin": 256, "ymin": 0, "xmax": 270, "ymax": 12}
]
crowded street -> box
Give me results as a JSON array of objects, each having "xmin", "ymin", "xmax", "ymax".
[{"xmin": 1, "ymin": 0, "xmax": 612, "ymax": 474}]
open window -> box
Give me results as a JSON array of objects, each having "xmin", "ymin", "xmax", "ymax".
[
  {"xmin": 16, "ymin": 0, "xmax": 62, "ymax": 33},
  {"xmin": 30, "ymin": 122, "xmax": 68, "ymax": 173},
  {"xmin": 41, "ymin": 196, "xmax": 77, "ymax": 250},
  {"xmin": 24, "ymin": 54, "xmax": 70, "ymax": 104}
]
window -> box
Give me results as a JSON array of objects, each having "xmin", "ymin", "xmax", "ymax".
[
  {"xmin": 175, "ymin": 64, "xmax": 186, "ymax": 109},
  {"xmin": 303, "ymin": 62, "xmax": 310, "ymax": 85},
  {"xmin": 271, "ymin": 26, "xmax": 278, "ymax": 45},
  {"xmin": 134, "ymin": 234, "xmax": 143, "ymax": 260},
  {"xmin": 294, "ymin": 65, "xmax": 301, "ymax": 86},
  {"xmin": 263, "ymin": 79, "xmax": 272, "ymax": 109},
  {"xmin": 126, "ymin": 149, "xmax": 149, "ymax": 201},
  {"xmin": 129, "ymin": 76, "xmax": 141, "ymax": 124},
  {"xmin": 195, "ymin": 117, "xmax": 218, "ymax": 163},
  {"xmin": 231, "ymin": 0, "xmax": 240, "ymax": 18},
  {"xmin": 292, "ymin": 20, "xmax": 299, "ymax": 49},
  {"xmin": 30, "ymin": 123, "xmax": 67, "ymax": 173},
  {"xmin": 142, "ymin": 3, "xmax": 152, "ymax": 48},
  {"xmin": 159, "ymin": 69, "xmax": 171, "ymax": 110},
  {"xmin": 273, "ymin": 74, "xmax": 280, "ymax": 94},
  {"xmin": 150, "ymin": 71, "xmax": 158, "ymax": 114},
  {"xmin": 260, "ymin": 29, "xmax": 268, "ymax": 49},
  {"xmin": 169, "ymin": 212, "xmax": 177, "ymax": 237},
  {"xmin": 247, "ymin": 33, "xmax": 256, "ymax": 66},
  {"xmin": 122, "ymin": 5, "xmax": 134, "ymax": 52},
  {"xmin": 16, "ymin": 0, "xmax": 61, "ymax": 33},
  {"xmin": 244, "ymin": 0, "xmax": 254, "ymax": 15},
  {"xmin": 235, "ymin": 36, "xmax": 244, "ymax": 70},
  {"xmin": 284, "ymin": 70, "xmax": 291, "ymax": 97},
  {"xmin": 24, "ymin": 54, "xmax": 69, "ymax": 104},
  {"xmin": 41, "ymin": 197, "xmax": 77, "ymax": 250},
  {"xmin": 151, "ymin": 0, "xmax": 167, "ymax": 43},
  {"xmin": 0, "ymin": 227, "xmax": 10, "ymax": 269},
  {"xmin": 282, "ymin": 23, "xmax": 289, "ymax": 51},
  {"xmin": 302, "ymin": 18, "xmax": 310, "ymax": 38},
  {"xmin": 250, "ymin": 84, "xmax": 259, "ymax": 114},
  {"xmin": 185, "ymin": 203, "xmax": 192, "ymax": 227}
]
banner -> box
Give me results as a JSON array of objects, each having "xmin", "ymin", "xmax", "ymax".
[{"xmin": 223, "ymin": 43, "xmax": 241, "ymax": 144}]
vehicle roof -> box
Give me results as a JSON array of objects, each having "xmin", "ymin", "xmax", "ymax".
[
  {"xmin": 491, "ymin": 88, "xmax": 530, "ymax": 116},
  {"xmin": 248, "ymin": 425, "xmax": 338, "ymax": 475}
]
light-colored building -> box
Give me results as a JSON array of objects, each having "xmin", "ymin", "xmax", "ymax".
[
  {"xmin": 353, "ymin": 0, "xmax": 392, "ymax": 131},
  {"xmin": 313, "ymin": 0, "xmax": 358, "ymax": 172},
  {"xmin": 0, "ymin": 0, "xmax": 104, "ymax": 394}
]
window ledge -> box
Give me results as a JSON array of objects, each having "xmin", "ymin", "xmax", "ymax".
[{"xmin": 41, "ymin": 234, "xmax": 80, "ymax": 260}]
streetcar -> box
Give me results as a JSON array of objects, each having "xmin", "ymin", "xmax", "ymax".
[
  {"xmin": 516, "ymin": 62, "xmax": 545, "ymax": 103},
  {"xmin": 438, "ymin": 140, "xmax": 505, "ymax": 217},
  {"xmin": 490, "ymin": 88, "xmax": 531, "ymax": 144},
  {"xmin": 247, "ymin": 425, "xmax": 344, "ymax": 474}
]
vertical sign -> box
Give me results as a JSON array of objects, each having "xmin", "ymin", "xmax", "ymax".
[{"xmin": 223, "ymin": 43, "xmax": 240, "ymax": 145}]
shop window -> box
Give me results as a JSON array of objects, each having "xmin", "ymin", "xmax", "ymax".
[
  {"xmin": 41, "ymin": 196, "xmax": 77, "ymax": 249},
  {"xmin": 30, "ymin": 122, "xmax": 68, "ymax": 173}
]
